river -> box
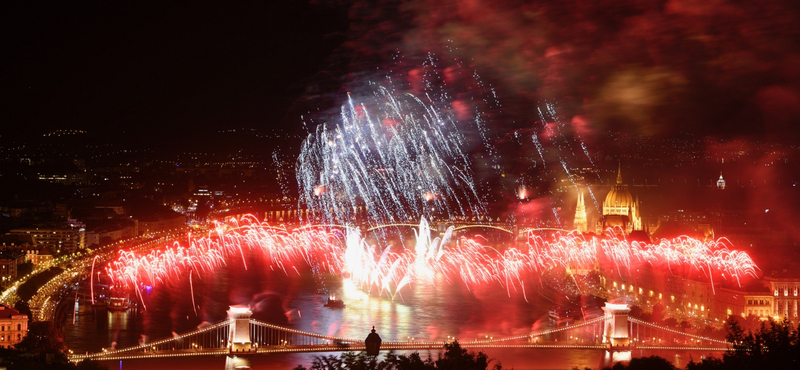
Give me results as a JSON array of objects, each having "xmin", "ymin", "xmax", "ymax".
[{"xmin": 61, "ymin": 246, "xmax": 722, "ymax": 369}]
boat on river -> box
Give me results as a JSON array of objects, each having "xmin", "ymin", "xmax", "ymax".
[
  {"xmin": 324, "ymin": 295, "xmax": 345, "ymax": 308},
  {"xmin": 107, "ymin": 294, "xmax": 130, "ymax": 311}
]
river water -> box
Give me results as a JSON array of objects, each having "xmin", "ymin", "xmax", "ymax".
[{"xmin": 61, "ymin": 246, "xmax": 722, "ymax": 369}]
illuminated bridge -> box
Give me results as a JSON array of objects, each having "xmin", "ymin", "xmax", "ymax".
[
  {"xmin": 69, "ymin": 303, "xmax": 730, "ymax": 363},
  {"xmin": 284, "ymin": 221, "xmax": 570, "ymax": 239}
]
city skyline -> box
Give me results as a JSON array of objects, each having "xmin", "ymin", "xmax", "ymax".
[{"xmin": 2, "ymin": 2, "xmax": 800, "ymax": 370}]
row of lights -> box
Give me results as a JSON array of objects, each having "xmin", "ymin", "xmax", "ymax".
[
  {"xmin": 23, "ymin": 230, "xmax": 188, "ymax": 353},
  {"xmin": 250, "ymin": 319, "xmax": 360, "ymax": 344},
  {"xmin": 75, "ymin": 319, "xmax": 234, "ymax": 359},
  {"xmin": 627, "ymin": 317, "xmax": 727, "ymax": 344}
]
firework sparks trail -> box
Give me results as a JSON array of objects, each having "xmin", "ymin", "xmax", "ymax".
[
  {"xmin": 105, "ymin": 217, "xmax": 759, "ymax": 302},
  {"xmin": 91, "ymin": 255, "xmax": 99, "ymax": 305},
  {"xmin": 535, "ymin": 103, "xmax": 603, "ymax": 213},
  {"xmin": 296, "ymin": 87, "xmax": 487, "ymax": 228},
  {"xmin": 105, "ymin": 216, "xmax": 344, "ymax": 289}
]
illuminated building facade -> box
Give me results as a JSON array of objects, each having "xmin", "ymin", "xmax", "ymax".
[
  {"xmin": 600, "ymin": 165, "xmax": 642, "ymax": 234},
  {"xmin": 765, "ymin": 275, "xmax": 800, "ymax": 320},
  {"xmin": 600, "ymin": 263, "xmax": 800, "ymax": 324},
  {"xmin": 0, "ymin": 304, "xmax": 28, "ymax": 348},
  {"xmin": 573, "ymin": 190, "xmax": 588, "ymax": 233},
  {"xmin": 716, "ymin": 172, "xmax": 726, "ymax": 190},
  {"xmin": 711, "ymin": 286, "xmax": 776, "ymax": 321},
  {"xmin": 24, "ymin": 246, "xmax": 53, "ymax": 268},
  {"xmin": 137, "ymin": 214, "xmax": 185, "ymax": 236},
  {"xmin": 8, "ymin": 223, "xmax": 86, "ymax": 255},
  {"xmin": 0, "ymin": 250, "xmax": 25, "ymax": 287},
  {"xmin": 745, "ymin": 293, "xmax": 774, "ymax": 318},
  {"xmin": 601, "ymin": 264, "xmax": 738, "ymax": 322}
]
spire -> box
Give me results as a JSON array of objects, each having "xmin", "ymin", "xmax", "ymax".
[
  {"xmin": 633, "ymin": 195, "xmax": 642, "ymax": 231},
  {"xmin": 616, "ymin": 161, "xmax": 623, "ymax": 184},
  {"xmin": 573, "ymin": 188, "xmax": 588, "ymax": 233}
]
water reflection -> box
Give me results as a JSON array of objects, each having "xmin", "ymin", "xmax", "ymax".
[
  {"xmin": 603, "ymin": 350, "xmax": 632, "ymax": 367},
  {"xmin": 64, "ymin": 260, "xmax": 723, "ymax": 369},
  {"xmin": 64, "ymin": 265, "xmax": 551, "ymax": 350}
]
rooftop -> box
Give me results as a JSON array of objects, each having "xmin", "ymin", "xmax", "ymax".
[{"xmin": 0, "ymin": 304, "xmax": 24, "ymax": 319}]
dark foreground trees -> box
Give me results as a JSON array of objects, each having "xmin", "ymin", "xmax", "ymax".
[
  {"xmin": 293, "ymin": 341, "xmax": 504, "ymax": 370},
  {"xmin": 608, "ymin": 316, "xmax": 799, "ymax": 370},
  {"xmin": 2, "ymin": 321, "xmax": 109, "ymax": 370},
  {"xmin": 686, "ymin": 317, "xmax": 799, "ymax": 370},
  {"xmin": 604, "ymin": 356, "xmax": 677, "ymax": 370},
  {"xmin": 300, "ymin": 316, "xmax": 799, "ymax": 370}
]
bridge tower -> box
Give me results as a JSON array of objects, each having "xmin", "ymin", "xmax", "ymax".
[
  {"xmin": 602, "ymin": 302, "xmax": 630, "ymax": 346},
  {"xmin": 228, "ymin": 305, "xmax": 253, "ymax": 351}
]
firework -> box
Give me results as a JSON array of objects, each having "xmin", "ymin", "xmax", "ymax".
[
  {"xmin": 105, "ymin": 217, "xmax": 759, "ymax": 303},
  {"xmin": 296, "ymin": 87, "xmax": 487, "ymax": 227}
]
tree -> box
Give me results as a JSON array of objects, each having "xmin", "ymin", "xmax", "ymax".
[
  {"xmin": 604, "ymin": 356, "xmax": 676, "ymax": 370},
  {"xmin": 720, "ymin": 316, "xmax": 799, "ymax": 369},
  {"xmin": 15, "ymin": 321, "xmax": 66, "ymax": 354},
  {"xmin": 294, "ymin": 352, "xmax": 388, "ymax": 370},
  {"xmin": 17, "ymin": 267, "xmax": 64, "ymax": 301},
  {"xmin": 651, "ymin": 302, "xmax": 665, "ymax": 323},
  {"xmin": 293, "ymin": 341, "xmax": 503, "ymax": 370},
  {"xmin": 17, "ymin": 261, "xmax": 33, "ymax": 277},
  {"xmin": 0, "ymin": 320, "xmax": 98, "ymax": 370},
  {"xmin": 384, "ymin": 352, "xmax": 434, "ymax": 370},
  {"xmin": 685, "ymin": 356, "xmax": 724, "ymax": 370},
  {"xmin": 725, "ymin": 314, "xmax": 762, "ymax": 334},
  {"xmin": 434, "ymin": 341, "xmax": 494, "ymax": 370},
  {"xmin": 75, "ymin": 360, "xmax": 110, "ymax": 370},
  {"xmin": 14, "ymin": 300, "xmax": 33, "ymax": 321}
]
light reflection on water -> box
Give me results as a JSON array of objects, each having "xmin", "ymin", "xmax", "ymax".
[{"xmin": 63, "ymin": 268, "xmax": 721, "ymax": 369}]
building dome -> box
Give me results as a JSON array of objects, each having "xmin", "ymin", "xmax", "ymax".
[
  {"xmin": 603, "ymin": 164, "xmax": 633, "ymax": 216},
  {"xmin": 599, "ymin": 163, "xmax": 644, "ymax": 234},
  {"xmin": 603, "ymin": 185, "xmax": 634, "ymax": 215}
]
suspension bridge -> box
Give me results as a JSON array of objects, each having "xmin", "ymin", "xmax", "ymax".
[{"xmin": 68, "ymin": 303, "xmax": 730, "ymax": 364}]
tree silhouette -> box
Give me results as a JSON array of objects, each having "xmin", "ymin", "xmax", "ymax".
[
  {"xmin": 687, "ymin": 316, "xmax": 800, "ymax": 370},
  {"xmin": 293, "ymin": 341, "xmax": 503, "ymax": 370},
  {"xmin": 605, "ymin": 355, "xmax": 676, "ymax": 370}
]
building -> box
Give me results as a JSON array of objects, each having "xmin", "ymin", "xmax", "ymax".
[
  {"xmin": 137, "ymin": 214, "xmax": 185, "ymax": 236},
  {"xmin": 711, "ymin": 287, "xmax": 746, "ymax": 320},
  {"xmin": 600, "ymin": 260, "xmax": 800, "ymax": 324},
  {"xmin": 653, "ymin": 210, "xmax": 715, "ymax": 241},
  {"xmin": 85, "ymin": 219, "xmax": 137, "ymax": 247},
  {"xmin": 8, "ymin": 222, "xmax": 86, "ymax": 255},
  {"xmin": 764, "ymin": 273, "xmax": 800, "ymax": 321},
  {"xmin": 716, "ymin": 172, "xmax": 726, "ymax": 190},
  {"xmin": 0, "ymin": 250, "xmax": 25, "ymax": 287},
  {"xmin": 23, "ymin": 246, "xmax": 54, "ymax": 269},
  {"xmin": 0, "ymin": 304, "xmax": 28, "ymax": 348},
  {"xmin": 744, "ymin": 291, "xmax": 775, "ymax": 319},
  {"xmin": 573, "ymin": 190, "xmax": 588, "ymax": 233},
  {"xmin": 710, "ymin": 285, "xmax": 774, "ymax": 321},
  {"xmin": 600, "ymin": 164, "xmax": 642, "ymax": 234}
]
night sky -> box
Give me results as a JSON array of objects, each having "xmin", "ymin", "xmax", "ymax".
[
  {"xmin": 1, "ymin": 1, "xmax": 348, "ymax": 140},
  {"xmin": 3, "ymin": 1, "xmax": 800, "ymax": 142}
]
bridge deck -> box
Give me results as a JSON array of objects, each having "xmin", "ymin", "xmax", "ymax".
[
  {"xmin": 71, "ymin": 342, "xmax": 730, "ymax": 362},
  {"xmin": 69, "ymin": 310, "xmax": 731, "ymax": 363}
]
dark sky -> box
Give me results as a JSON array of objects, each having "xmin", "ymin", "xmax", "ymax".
[
  {"xmin": 337, "ymin": 0, "xmax": 800, "ymax": 143},
  {"xmin": 3, "ymin": 1, "xmax": 800, "ymax": 143},
  {"xmin": 1, "ymin": 1, "xmax": 348, "ymax": 139}
]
